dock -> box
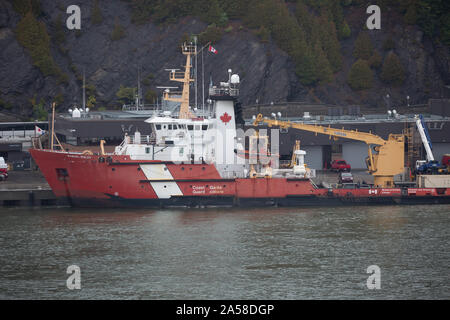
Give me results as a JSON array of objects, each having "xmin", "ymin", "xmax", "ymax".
[{"xmin": 0, "ymin": 171, "xmax": 66, "ymax": 207}]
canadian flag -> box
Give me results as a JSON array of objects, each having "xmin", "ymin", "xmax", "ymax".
[
  {"xmin": 208, "ymin": 45, "xmax": 218, "ymax": 54},
  {"xmin": 35, "ymin": 126, "xmax": 45, "ymax": 136}
]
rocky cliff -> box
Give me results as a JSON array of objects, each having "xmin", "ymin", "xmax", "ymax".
[{"xmin": 0, "ymin": 0, "xmax": 448, "ymax": 119}]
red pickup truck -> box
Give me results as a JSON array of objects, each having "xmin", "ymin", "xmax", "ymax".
[{"xmin": 331, "ymin": 159, "xmax": 351, "ymax": 172}]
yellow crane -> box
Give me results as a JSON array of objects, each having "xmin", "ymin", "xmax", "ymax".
[{"xmin": 253, "ymin": 114, "xmax": 405, "ymax": 187}]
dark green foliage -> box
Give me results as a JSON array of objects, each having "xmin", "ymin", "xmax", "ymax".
[
  {"xmin": 116, "ymin": 85, "xmax": 136, "ymax": 105},
  {"xmin": 353, "ymin": 31, "xmax": 373, "ymax": 60},
  {"xmin": 314, "ymin": 43, "xmax": 333, "ymax": 84},
  {"xmin": 348, "ymin": 59, "xmax": 373, "ymax": 90},
  {"xmin": 111, "ymin": 20, "xmax": 126, "ymax": 41},
  {"xmin": 198, "ymin": 24, "xmax": 223, "ymax": 45},
  {"xmin": 91, "ymin": 0, "xmax": 103, "ymax": 25},
  {"xmin": 381, "ymin": 52, "xmax": 405, "ymax": 86},
  {"xmin": 256, "ymin": 26, "xmax": 270, "ymax": 43},
  {"xmin": 9, "ymin": 0, "xmax": 41, "ymax": 17},
  {"xmin": 340, "ymin": 21, "xmax": 351, "ymax": 39},
  {"xmin": 52, "ymin": 14, "xmax": 66, "ymax": 45},
  {"xmin": 368, "ymin": 50, "xmax": 382, "ymax": 69},
  {"xmin": 318, "ymin": 14, "xmax": 343, "ymax": 72},
  {"xmin": 54, "ymin": 93, "xmax": 64, "ymax": 107},
  {"xmin": 145, "ymin": 89, "xmax": 157, "ymax": 104},
  {"xmin": 30, "ymin": 97, "xmax": 48, "ymax": 121},
  {"xmin": 415, "ymin": 0, "xmax": 450, "ymax": 45},
  {"xmin": 16, "ymin": 12, "xmax": 61, "ymax": 77}
]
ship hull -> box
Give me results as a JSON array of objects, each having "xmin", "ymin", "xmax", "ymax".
[{"xmin": 30, "ymin": 149, "xmax": 450, "ymax": 208}]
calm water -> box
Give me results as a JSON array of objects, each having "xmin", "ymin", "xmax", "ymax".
[{"xmin": 0, "ymin": 205, "xmax": 449, "ymax": 299}]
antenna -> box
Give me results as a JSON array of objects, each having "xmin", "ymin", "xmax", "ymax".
[
  {"xmin": 82, "ymin": 69, "xmax": 86, "ymax": 112},
  {"xmin": 194, "ymin": 36, "xmax": 198, "ymax": 111}
]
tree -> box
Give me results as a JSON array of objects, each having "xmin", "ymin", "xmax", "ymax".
[
  {"xmin": 16, "ymin": 12, "xmax": 60, "ymax": 77},
  {"xmin": 116, "ymin": 86, "xmax": 136, "ymax": 105},
  {"xmin": 111, "ymin": 19, "xmax": 126, "ymax": 41},
  {"xmin": 340, "ymin": 21, "xmax": 351, "ymax": 39},
  {"xmin": 353, "ymin": 31, "xmax": 373, "ymax": 60},
  {"xmin": 86, "ymin": 96, "xmax": 96, "ymax": 109},
  {"xmin": 348, "ymin": 59, "xmax": 373, "ymax": 90},
  {"xmin": 314, "ymin": 43, "xmax": 333, "ymax": 84},
  {"xmin": 368, "ymin": 50, "xmax": 382, "ymax": 69},
  {"xmin": 91, "ymin": 0, "xmax": 103, "ymax": 25},
  {"xmin": 381, "ymin": 52, "xmax": 405, "ymax": 86},
  {"xmin": 145, "ymin": 89, "xmax": 157, "ymax": 104}
]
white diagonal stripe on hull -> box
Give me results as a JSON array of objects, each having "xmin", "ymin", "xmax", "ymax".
[
  {"xmin": 150, "ymin": 181, "xmax": 183, "ymax": 199},
  {"xmin": 140, "ymin": 164, "xmax": 174, "ymax": 180}
]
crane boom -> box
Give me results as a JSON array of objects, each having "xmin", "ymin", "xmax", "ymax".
[
  {"xmin": 253, "ymin": 114, "xmax": 405, "ymax": 187},
  {"xmin": 415, "ymin": 115, "xmax": 434, "ymax": 161}
]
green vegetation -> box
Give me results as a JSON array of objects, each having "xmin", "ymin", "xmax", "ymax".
[
  {"xmin": 30, "ymin": 97, "xmax": 48, "ymax": 121},
  {"xmin": 381, "ymin": 52, "xmax": 405, "ymax": 86},
  {"xmin": 111, "ymin": 19, "xmax": 126, "ymax": 41},
  {"xmin": 91, "ymin": 0, "xmax": 103, "ymax": 25},
  {"xmin": 198, "ymin": 24, "xmax": 223, "ymax": 45},
  {"xmin": 145, "ymin": 89, "xmax": 157, "ymax": 104},
  {"xmin": 116, "ymin": 85, "xmax": 136, "ymax": 105},
  {"xmin": 368, "ymin": 50, "xmax": 382, "ymax": 69},
  {"xmin": 353, "ymin": 31, "xmax": 373, "ymax": 60},
  {"xmin": 0, "ymin": 98, "xmax": 12, "ymax": 110},
  {"xmin": 9, "ymin": 0, "xmax": 41, "ymax": 17},
  {"xmin": 86, "ymin": 96, "xmax": 97, "ymax": 109},
  {"xmin": 16, "ymin": 11, "xmax": 65, "ymax": 81},
  {"xmin": 52, "ymin": 14, "xmax": 66, "ymax": 45},
  {"xmin": 348, "ymin": 59, "xmax": 373, "ymax": 90}
]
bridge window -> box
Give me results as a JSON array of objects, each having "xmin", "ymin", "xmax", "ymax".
[
  {"xmin": 202, "ymin": 125, "xmax": 208, "ymax": 130},
  {"xmin": 188, "ymin": 125, "xmax": 194, "ymax": 131},
  {"xmin": 155, "ymin": 125, "xmax": 161, "ymax": 130}
]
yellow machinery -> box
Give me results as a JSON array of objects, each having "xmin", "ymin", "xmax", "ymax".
[{"xmin": 253, "ymin": 114, "xmax": 405, "ymax": 187}]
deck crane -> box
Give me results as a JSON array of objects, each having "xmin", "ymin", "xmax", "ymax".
[
  {"xmin": 253, "ymin": 113, "xmax": 405, "ymax": 188},
  {"xmin": 414, "ymin": 115, "xmax": 445, "ymax": 174},
  {"xmin": 415, "ymin": 115, "xmax": 434, "ymax": 161}
]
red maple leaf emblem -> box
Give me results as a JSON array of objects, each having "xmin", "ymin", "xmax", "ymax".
[{"xmin": 220, "ymin": 112, "xmax": 232, "ymax": 124}]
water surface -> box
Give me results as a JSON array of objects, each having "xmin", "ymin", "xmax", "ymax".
[{"xmin": 0, "ymin": 205, "xmax": 449, "ymax": 299}]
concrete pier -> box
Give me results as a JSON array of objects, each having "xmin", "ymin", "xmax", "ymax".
[{"xmin": 0, "ymin": 171, "xmax": 66, "ymax": 207}]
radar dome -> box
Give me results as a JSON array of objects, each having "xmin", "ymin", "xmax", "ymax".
[{"xmin": 230, "ymin": 74, "xmax": 240, "ymax": 84}]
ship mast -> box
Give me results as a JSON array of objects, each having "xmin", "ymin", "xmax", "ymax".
[{"xmin": 163, "ymin": 43, "xmax": 196, "ymax": 119}]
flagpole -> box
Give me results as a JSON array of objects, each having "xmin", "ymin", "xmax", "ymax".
[
  {"xmin": 194, "ymin": 36, "xmax": 198, "ymax": 110},
  {"xmin": 51, "ymin": 102, "xmax": 55, "ymax": 151},
  {"xmin": 202, "ymin": 48, "xmax": 204, "ymax": 113}
]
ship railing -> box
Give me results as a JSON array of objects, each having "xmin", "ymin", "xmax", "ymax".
[
  {"xmin": 209, "ymin": 87, "xmax": 239, "ymax": 97},
  {"xmin": 122, "ymin": 104, "xmax": 159, "ymax": 112},
  {"xmin": 127, "ymin": 135, "xmax": 156, "ymax": 145}
]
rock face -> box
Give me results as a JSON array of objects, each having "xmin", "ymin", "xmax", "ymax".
[{"xmin": 0, "ymin": 0, "xmax": 448, "ymax": 117}]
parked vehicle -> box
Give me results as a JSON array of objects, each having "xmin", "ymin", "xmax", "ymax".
[
  {"xmin": 331, "ymin": 159, "xmax": 351, "ymax": 172},
  {"xmin": 442, "ymin": 154, "xmax": 450, "ymax": 168},
  {"xmin": 0, "ymin": 157, "xmax": 8, "ymax": 181},
  {"xmin": 416, "ymin": 159, "xmax": 447, "ymax": 174},
  {"xmin": 339, "ymin": 172, "xmax": 353, "ymax": 184}
]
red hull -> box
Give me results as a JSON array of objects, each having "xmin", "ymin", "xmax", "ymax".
[{"xmin": 30, "ymin": 149, "xmax": 450, "ymax": 207}]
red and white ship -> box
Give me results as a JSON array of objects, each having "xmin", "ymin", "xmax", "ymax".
[{"xmin": 30, "ymin": 44, "xmax": 450, "ymax": 207}]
